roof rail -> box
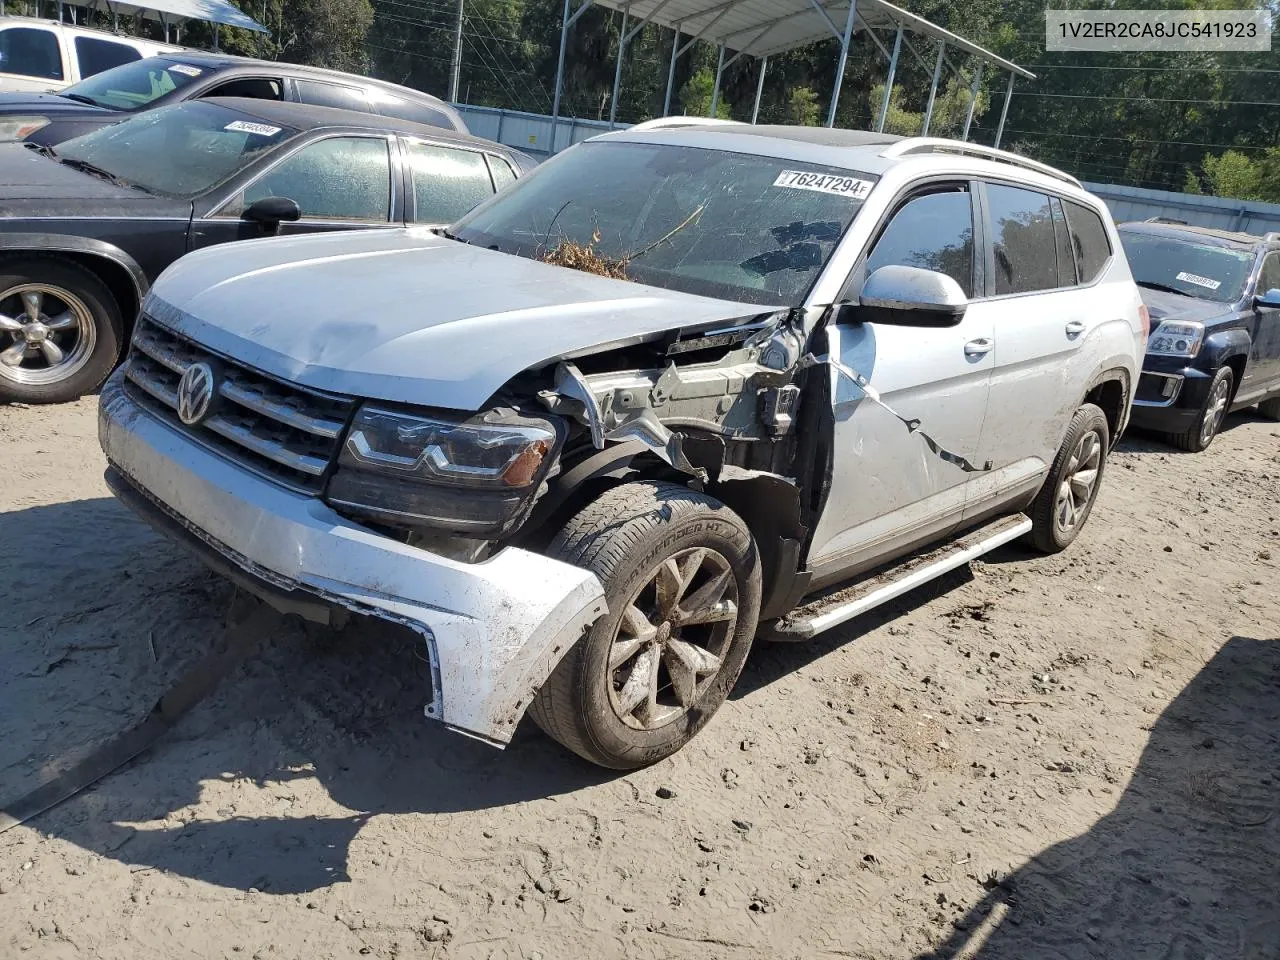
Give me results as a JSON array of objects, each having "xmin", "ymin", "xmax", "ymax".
[
  {"xmin": 1265, "ymin": 232, "xmax": 1280, "ymax": 243},
  {"xmin": 1146, "ymin": 216, "xmax": 1189, "ymax": 225},
  {"xmin": 880, "ymin": 138, "xmax": 1083, "ymax": 189},
  {"xmin": 628, "ymin": 116, "xmax": 744, "ymax": 131}
]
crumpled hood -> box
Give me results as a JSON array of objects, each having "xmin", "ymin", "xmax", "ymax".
[
  {"xmin": 1138, "ymin": 286, "xmax": 1231, "ymax": 324},
  {"xmin": 148, "ymin": 227, "xmax": 773, "ymax": 410}
]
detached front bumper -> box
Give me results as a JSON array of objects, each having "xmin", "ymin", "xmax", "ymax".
[{"xmin": 98, "ymin": 371, "xmax": 606, "ymax": 747}]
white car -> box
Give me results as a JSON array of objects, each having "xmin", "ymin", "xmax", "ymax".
[
  {"xmin": 0, "ymin": 16, "xmax": 179, "ymax": 93},
  {"xmin": 98, "ymin": 125, "xmax": 1147, "ymax": 768}
]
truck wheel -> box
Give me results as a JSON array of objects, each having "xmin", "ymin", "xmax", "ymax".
[
  {"xmin": 1169, "ymin": 365, "xmax": 1232, "ymax": 452},
  {"xmin": 0, "ymin": 258, "xmax": 123, "ymax": 405},
  {"xmin": 1027, "ymin": 403, "xmax": 1109, "ymax": 554},
  {"xmin": 1257, "ymin": 395, "xmax": 1280, "ymax": 421},
  {"xmin": 531, "ymin": 481, "xmax": 761, "ymax": 769}
]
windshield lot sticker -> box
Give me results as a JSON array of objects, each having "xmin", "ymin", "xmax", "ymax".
[
  {"xmin": 224, "ymin": 121, "xmax": 282, "ymax": 136},
  {"xmin": 167, "ymin": 64, "xmax": 203, "ymax": 77},
  {"xmin": 773, "ymin": 170, "xmax": 872, "ymax": 199},
  {"xmin": 1176, "ymin": 271, "xmax": 1221, "ymax": 290}
]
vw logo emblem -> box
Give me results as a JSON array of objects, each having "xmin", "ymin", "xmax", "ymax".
[{"xmin": 176, "ymin": 362, "xmax": 216, "ymax": 425}]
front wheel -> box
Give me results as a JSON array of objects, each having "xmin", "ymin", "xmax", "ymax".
[
  {"xmin": 0, "ymin": 258, "xmax": 123, "ymax": 404},
  {"xmin": 1027, "ymin": 403, "xmax": 1110, "ymax": 554},
  {"xmin": 530, "ymin": 481, "xmax": 761, "ymax": 769},
  {"xmin": 1169, "ymin": 365, "xmax": 1232, "ymax": 452}
]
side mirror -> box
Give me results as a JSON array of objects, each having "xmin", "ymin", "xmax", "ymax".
[
  {"xmin": 1255, "ymin": 287, "xmax": 1280, "ymax": 309},
  {"xmin": 242, "ymin": 196, "xmax": 301, "ymax": 234},
  {"xmin": 847, "ymin": 265, "xmax": 968, "ymax": 328}
]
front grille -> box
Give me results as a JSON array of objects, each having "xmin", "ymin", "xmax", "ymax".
[{"xmin": 124, "ymin": 317, "xmax": 356, "ymax": 492}]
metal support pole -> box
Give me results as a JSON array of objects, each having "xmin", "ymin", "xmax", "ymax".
[
  {"xmin": 961, "ymin": 62, "xmax": 983, "ymax": 141},
  {"xmin": 751, "ymin": 54, "xmax": 767, "ymax": 124},
  {"xmin": 550, "ymin": 0, "xmax": 592, "ymax": 153},
  {"xmin": 826, "ymin": 0, "xmax": 857, "ymax": 127},
  {"xmin": 874, "ymin": 25, "xmax": 902, "ymax": 133},
  {"xmin": 710, "ymin": 43, "xmax": 725, "ymax": 117},
  {"xmin": 213, "ymin": 24, "xmax": 219, "ymax": 50},
  {"xmin": 993, "ymin": 73, "xmax": 1015, "ymax": 148},
  {"xmin": 663, "ymin": 26, "xmax": 680, "ymax": 115},
  {"xmin": 608, "ymin": 7, "xmax": 628, "ymax": 126},
  {"xmin": 921, "ymin": 40, "xmax": 944, "ymax": 136},
  {"xmin": 449, "ymin": 0, "xmax": 464, "ymax": 103}
]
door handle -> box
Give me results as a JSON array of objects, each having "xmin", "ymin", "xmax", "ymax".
[
  {"xmin": 1065, "ymin": 320, "xmax": 1086, "ymax": 337},
  {"xmin": 964, "ymin": 338, "xmax": 993, "ymax": 357}
]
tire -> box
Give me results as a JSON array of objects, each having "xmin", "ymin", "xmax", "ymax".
[
  {"xmin": 1027, "ymin": 403, "xmax": 1110, "ymax": 554},
  {"xmin": 1168, "ymin": 365, "xmax": 1233, "ymax": 453},
  {"xmin": 0, "ymin": 257, "xmax": 124, "ymax": 404},
  {"xmin": 1258, "ymin": 395, "xmax": 1280, "ymax": 421},
  {"xmin": 530, "ymin": 481, "xmax": 762, "ymax": 769}
]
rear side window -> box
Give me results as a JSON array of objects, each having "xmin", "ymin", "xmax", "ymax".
[
  {"xmin": 986, "ymin": 183, "xmax": 1058, "ymax": 296},
  {"xmin": 0, "ymin": 27, "xmax": 63, "ymax": 80},
  {"xmin": 1063, "ymin": 200, "xmax": 1112, "ymax": 284},
  {"xmin": 372, "ymin": 94, "xmax": 452, "ymax": 130},
  {"xmin": 1260, "ymin": 253, "xmax": 1280, "ymax": 295},
  {"xmin": 74, "ymin": 36, "xmax": 140, "ymax": 78},
  {"xmin": 864, "ymin": 189, "xmax": 974, "ymax": 297},
  {"xmin": 295, "ymin": 80, "xmax": 370, "ymax": 112},
  {"xmin": 405, "ymin": 141, "xmax": 495, "ymax": 222},
  {"xmin": 487, "ymin": 155, "xmax": 516, "ymax": 190}
]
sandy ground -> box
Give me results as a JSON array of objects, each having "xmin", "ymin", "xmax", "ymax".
[{"xmin": 1, "ymin": 397, "xmax": 1278, "ymax": 960}]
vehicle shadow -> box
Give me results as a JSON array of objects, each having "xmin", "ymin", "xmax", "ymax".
[
  {"xmin": 1120, "ymin": 407, "xmax": 1271, "ymax": 454},
  {"xmin": 0, "ymin": 497, "xmax": 621, "ymax": 895},
  {"xmin": 916, "ymin": 634, "xmax": 1280, "ymax": 959}
]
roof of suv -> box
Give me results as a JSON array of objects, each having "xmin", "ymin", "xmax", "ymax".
[{"xmin": 1119, "ymin": 220, "xmax": 1278, "ymax": 251}]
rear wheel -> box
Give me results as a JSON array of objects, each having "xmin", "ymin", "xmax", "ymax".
[
  {"xmin": 0, "ymin": 258, "xmax": 123, "ymax": 404},
  {"xmin": 1027, "ymin": 403, "xmax": 1109, "ymax": 554},
  {"xmin": 530, "ymin": 481, "xmax": 761, "ymax": 769},
  {"xmin": 1169, "ymin": 365, "xmax": 1232, "ymax": 452}
]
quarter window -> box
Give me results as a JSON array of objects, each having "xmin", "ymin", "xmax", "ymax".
[
  {"xmin": 0, "ymin": 27, "xmax": 63, "ymax": 80},
  {"xmin": 1063, "ymin": 200, "xmax": 1112, "ymax": 284},
  {"xmin": 74, "ymin": 37, "xmax": 140, "ymax": 78},
  {"xmin": 1050, "ymin": 198, "xmax": 1077, "ymax": 286},
  {"xmin": 986, "ymin": 183, "xmax": 1058, "ymax": 296},
  {"xmin": 239, "ymin": 137, "xmax": 391, "ymax": 221},
  {"xmin": 405, "ymin": 141, "xmax": 494, "ymax": 223},
  {"xmin": 864, "ymin": 189, "xmax": 974, "ymax": 298},
  {"xmin": 1258, "ymin": 253, "xmax": 1280, "ymax": 295},
  {"xmin": 487, "ymin": 155, "xmax": 517, "ymax": 190},
  {"xmin": 372, "ymin": 93, "xmax": 452, "ymax": 130}
]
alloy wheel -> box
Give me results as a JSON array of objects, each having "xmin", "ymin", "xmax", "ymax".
[
  {"xmin": 1200, "ymin": 374, "xmax": 1231, "ymax": 448},
  {"xmin": 607, "ymin": 547, "xmax": 740, "ymax": 730},
  {"xmin": 0, "ymin": 284, "xmax": 97, "ymax": 386},
  {"xmin": 1054, "ymin": 428, "xmax": 1103, "ymax": 535}
]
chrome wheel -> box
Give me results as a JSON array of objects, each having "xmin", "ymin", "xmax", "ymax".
[
  {"xmin": 1054, "ymin": 428, "xmax": 1103, "ymax": 535},
  {"xmin": 0, "ymin": 283, "xmax": 97, "ymax": 386},
  {"xmin": 607, "ymin": 547, "xmax": 740, "ymax": 731},
  {"xmin": 1200, "ymin": 374, "xmax": 1231, "ymax": 447}
]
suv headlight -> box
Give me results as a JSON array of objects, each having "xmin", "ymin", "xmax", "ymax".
[
  {"xmin": 326, "ymin": 404, "xmax": 563, "ymax": 536},
  {"xmin": 1146, "ymin": 320, "xmax": 1204, "ymax": 358},
  {"xmin": 0, "ymin": 116, "xmax": 50, "ymax": 141}
]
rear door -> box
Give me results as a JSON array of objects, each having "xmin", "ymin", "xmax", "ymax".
[
  {"xmin": 806, "ymin": 180, "xmax": 995, "ymax": 579},
  {"xmin": 964, "ymin": 185, "xmax": 1114, "ymax": 521},
  {"xmin": 401, "ymin": 138, "xmax": 500, "ymax": 225},
  {"xmin": 190, "ymin": 133, "xmax": 402, "ymax": 250}
]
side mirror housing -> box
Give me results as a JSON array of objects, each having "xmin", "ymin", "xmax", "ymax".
[
  {"xmin": 843, "ymin": 265, "xmax": 968, "ymax": 328},
  {"xmin": 1255, "ymin": 287, "xmax": 1280, "ymax": 309},
  {"xmin": 243, "ymin": 196, "xmax": 301, "ymax": 234}
]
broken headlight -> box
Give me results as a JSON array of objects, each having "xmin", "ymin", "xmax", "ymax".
[{"xmin": 326, "ymin": 405, "xmax": 563, "ymax": 536}]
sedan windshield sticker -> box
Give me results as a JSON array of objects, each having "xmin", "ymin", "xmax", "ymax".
[
  {"xmin": 773, "ymin": 170, "xmax": 872, "ymax": 200},
  {"xmin": 224, "ymin": 120, "xmax": 282, "ymax": 136},
  {"xmin": 167, "ymin": 63, "xmax": 203, "ymax": 77},
  {"xmin": 1176, "ymin": 270, "xmax": 1221, "ymax": 291}
]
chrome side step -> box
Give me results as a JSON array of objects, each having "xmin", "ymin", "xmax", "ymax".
[{"xmin": 770, "ymin": 514, "xmax": 1033, "ymax": 641}]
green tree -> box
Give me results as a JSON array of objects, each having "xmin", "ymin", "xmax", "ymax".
[
  {"xmin": 784, "ymin": 86, "xmax": 821, "ymax": 126},
  {"xmin": 679, "ymin": 68, "xmax": 732, "ymax": 119},
  {"xmin": 1202, "ymin": 151, "xmax": 1261, "ymax": 201}
]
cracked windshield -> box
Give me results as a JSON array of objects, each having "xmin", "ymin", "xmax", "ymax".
[{"xmin": 452, "ymin": 140, "xmax": 876, "ymax": 306}]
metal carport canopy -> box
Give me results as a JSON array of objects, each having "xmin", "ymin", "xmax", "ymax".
[
  {"xmin": 551, "ymin": 0, "xmax": 1033, "ymax": 146},
  {"xmin": 62, "ymin": 0, "xmax": 269, "ymax": 33}
]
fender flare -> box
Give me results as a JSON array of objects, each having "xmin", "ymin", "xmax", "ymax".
[{"xmin": 0, "ymin": 233, "xmax": 149, "ymax": 304}]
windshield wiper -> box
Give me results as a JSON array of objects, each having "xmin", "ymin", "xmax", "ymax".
[
  {"xmin": 440, "ymin": 228, "xmax": 469, "ymax": 245},
  {"xmin": 58, "ymin": 156, "xmax": 128, "ymax": 186},
  {"xmin": 23, "ymin": 141, "xmax": 56, "ymax": 158},
  {"xmin": 1137, "ymin": 280, "xmax": 1193, "ymax": 296},
  {"xmin": 58, "ymin": 92, "xmax": 106, "ymax": 108}
]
